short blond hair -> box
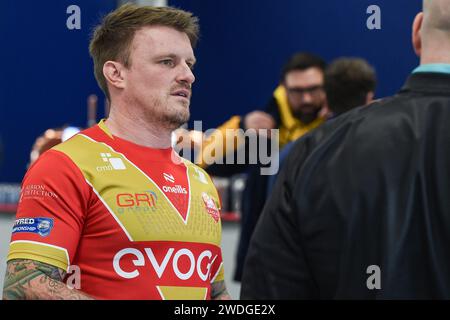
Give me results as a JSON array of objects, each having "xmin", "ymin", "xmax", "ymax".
[{"xmin": 89, "ymin": 4, "xmax": 199, "ymax": 99}]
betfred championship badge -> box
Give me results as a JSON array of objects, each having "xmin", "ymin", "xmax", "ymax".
[
  {"xmin": 201, "ymin": 192, "xmax": 220, "ymax": 222},
  {"xmin": 12, "ymin": 217, "xmax": 54, "ymax": 237}
]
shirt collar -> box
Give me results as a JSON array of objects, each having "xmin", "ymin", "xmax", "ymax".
[{"xmin": 413, "ymin": 64, "xmax": 450, "ymax": 75}]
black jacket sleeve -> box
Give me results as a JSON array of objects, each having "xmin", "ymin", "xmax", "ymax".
[{"xmin": 240, "ymin": 133, "xmax": 319, "ymax": 299}]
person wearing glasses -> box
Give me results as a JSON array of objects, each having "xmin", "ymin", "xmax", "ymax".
[
  {"xmin": 189, "ymin": 53, "xmax": 329, "ymax": 282},
  {"xmin": 266, "ymin": 57, "xmax": 377, "ymax": 194},
  {"xmin": 242, "ymin": 0, "xmax": 450, "ymax": 299},
  {"xmin": 233, "ymin": 53, "xmax": 329, "ymax": 282},
  {"xmin": 197, "ymin": 52, "xmax": 329, "ymax": 169}
]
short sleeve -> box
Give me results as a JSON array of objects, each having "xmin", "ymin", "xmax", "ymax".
[{"xmin": 7, "ymin": 150, "xmax": 91, "ymax": 271}]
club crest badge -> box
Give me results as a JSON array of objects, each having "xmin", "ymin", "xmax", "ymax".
[{"xmin": 201, "ymin": 192, "xmax": 220, "ymax": 222}]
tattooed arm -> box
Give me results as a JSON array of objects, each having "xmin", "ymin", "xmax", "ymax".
[
  {"xmin": 2, "ymin": 259, "xmax": 93, "ymax": 300},
  {"xmin": 211, "ymin": 280, "xmax": 231, "ymax": 300}
]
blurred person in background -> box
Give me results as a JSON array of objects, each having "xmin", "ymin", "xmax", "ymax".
[
  {"xmin": 242, "ymin": 0, "xmax": 450, "ymax": 299},
  {"xmin": 197, "ymin": 53, "xmax": 329, "ymax": 282},
  {"xmin": 195, "ymin": 52, "xmax": 328, "ymax": 172},
  {"xmin": 266, "ymin": 57, "xmax": 377, "ymax": 193}
]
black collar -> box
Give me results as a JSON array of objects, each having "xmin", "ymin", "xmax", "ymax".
[{"xmin": 400, "ymin": 72, "xmax": 450, "ymax": 95}]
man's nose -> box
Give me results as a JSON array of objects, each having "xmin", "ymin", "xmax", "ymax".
[
  {"xmin": 177, "ymin": 63, "xmax": 195, "ymax": 85},
  {"xmin": 301, "ymin": 92, "xmax": 313, "ymax": 103}
]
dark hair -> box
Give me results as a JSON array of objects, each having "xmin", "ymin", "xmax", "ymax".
[
  {"xmin": 280, "ymin": 52, "xmax": 327, "ymax": 82},
  {"xmin": 324, "ymin": 57, "xmax": 377, "ymax": 114}
]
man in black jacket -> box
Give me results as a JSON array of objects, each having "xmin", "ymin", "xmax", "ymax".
[{"xmin": 242, "ymin": 0, "xmax": 450, "ymax": 299}]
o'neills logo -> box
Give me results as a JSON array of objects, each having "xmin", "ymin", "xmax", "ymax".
[{"xmin": 162, "ymin": 185, "xmax": 187, "ymax": 194}]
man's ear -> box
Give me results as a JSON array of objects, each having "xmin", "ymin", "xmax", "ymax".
[
  {"xmin": 103, "ymin": 61, "xmax": 126, "ymax": 90},
  {"xmin": 412, "ymin": 12, "xmax": 424, "ymax": 57}
]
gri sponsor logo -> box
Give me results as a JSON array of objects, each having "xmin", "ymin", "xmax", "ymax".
[
  {"xmin": 116, "ymin": 191, "xmax": 157, "ymax": 214},
  {"xmin": 96, "ymin": 153, "xmax": 126, "ymax": 172},
  {"xmin": 113, "ymin": 247, "xmax": 217, "ymax": 281}
]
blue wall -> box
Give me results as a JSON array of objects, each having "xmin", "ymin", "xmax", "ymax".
[
  {"xmin": 169, "ymin": 0, "xmax": 421, "ymax": 130},
  {"xmin": 0, "ymin": 0, "xmax": 116, "ymax": 182},
  {"xmin": 0, "ymin": 0, "xmax": 422, "ymax": 182}
]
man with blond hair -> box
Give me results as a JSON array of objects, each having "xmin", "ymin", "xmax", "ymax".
[
  {"xmin": 3, "ymin": 4, "xmax": 230, "ymax": 300},
  {"xmin": 242, "ymin": 0, "xmax": 450, "ymax": 299}
]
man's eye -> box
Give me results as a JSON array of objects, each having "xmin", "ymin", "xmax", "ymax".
[{"xmin": 160, "ymin": 59, "xmax": 174, "ymax": 67}]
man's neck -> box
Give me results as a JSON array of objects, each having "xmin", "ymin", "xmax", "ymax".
[
  {"xmin": 104, "ymin": 106, "xmax": 173, "ymax": 149},
  {"xmin": 420, "ymin": 39, "xmax": 450, "ymax": 65},
  {"xmin": 421, "ymin": 54, "xmax": 450, "ymax": 65}
]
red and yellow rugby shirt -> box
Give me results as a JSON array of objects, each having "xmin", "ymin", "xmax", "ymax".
[{"xmin": 7, "ymin": 120, "xmax": 225, "ymax": 300}]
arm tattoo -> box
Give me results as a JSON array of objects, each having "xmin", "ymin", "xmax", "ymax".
[
  {"xmin": 2, "ymin": 259, "xmax": 93, "ymax": 300},
  {"xmin": 211, "ymin": 280, "xmax": 231, "ymax": 300}
]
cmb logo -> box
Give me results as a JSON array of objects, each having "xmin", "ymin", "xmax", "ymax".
[
  {"xmin": 96, "ymin": 153, "xmax": 127, "ymax": 172},
  {"xmin": 113, "ymin": 247, "xmax": 217, "ymax": 281}
]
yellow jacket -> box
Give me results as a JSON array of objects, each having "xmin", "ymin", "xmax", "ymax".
[{"xmin": 197, "ymin": 85, "xmax": 325, "ymax": 170}]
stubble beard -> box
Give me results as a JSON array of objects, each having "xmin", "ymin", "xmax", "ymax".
[{"xmin": 143, "ymin": 95, "xmax": 190, "ymax": 131}]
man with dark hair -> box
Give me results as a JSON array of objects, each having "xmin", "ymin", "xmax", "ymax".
[
  {"xmin": 197, "ymin": 52, "xmax": 328, "ymax": 168},
  {"xmin": 275, "ymin": 52, "xmax": 328, "ymax": 126},
  {"xmin": 242, "ymin": 0, "xmax": 450, "ymax": 299},
  {"xmin": 266, "ymin": 57, "xmax": 377, "ymax": 194},
  {"xmin": 192, "ymin": 52, "xmax": 328, "ymax": 282},
  {"xmin": 325, "ymin": 57, "xmax": 376, "ymax": 116},
  {"xmin": 4, "ymin": 4, "xmax": 230, "ymax": 300}
]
